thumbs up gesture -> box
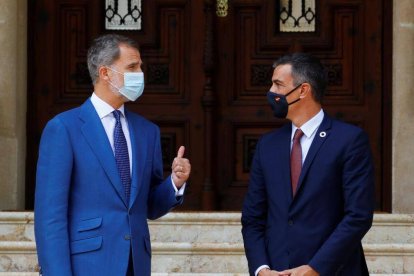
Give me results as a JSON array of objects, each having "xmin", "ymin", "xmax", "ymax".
[{"xmin": 171, "ymin": 146, "xmax": 191, "ymax": 188}]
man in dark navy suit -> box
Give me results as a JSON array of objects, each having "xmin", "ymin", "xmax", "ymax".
[{"xmin": 241, "ymin": 53, "xmax": 374, "ymax": 276}]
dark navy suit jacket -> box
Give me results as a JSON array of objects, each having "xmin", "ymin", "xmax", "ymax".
[
  {"xmin": 35, "ymin": 99, "xmax": 183, "ymax": 276},
  {"xmin": 241, "ymin": 114, "xmax": 374, "ymax": 276}
]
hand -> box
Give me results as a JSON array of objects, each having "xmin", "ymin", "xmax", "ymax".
[
  {"xmin": 258, "ymin": 268, "xmax": 290, "ymax": 276},
  {"xmin": 171, "ymin": 146, "xmax": 191, "ymax": 188},
  {"xmin": 279, "ymin": 265, "xmax": 319, "ymax": 276}
]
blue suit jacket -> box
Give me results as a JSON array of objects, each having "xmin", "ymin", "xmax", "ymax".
[
  {"xmin": 241, "ymin": 115, "xmax": 374, "ymax": 276},
  {"xmin": 35, "ymin": 99, "xmax": 183, "ymax": 276}
]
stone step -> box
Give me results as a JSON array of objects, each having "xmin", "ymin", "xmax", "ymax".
[
  {"xmin": 1, "ymin": 241, "xmax": 414, "ymax": 273},
  {"xmin": 149, "ymin": 213, "xmax": 414, "ymax": 244},
  {"xmin": 1, "ymin": 212, "xmax": 414, "ymax": 244},
  {"xmin": 1, "ymin": 212, "xmax": 414, "ymax": 274},
  {"xmin": 0, "ymin": 274, "xmax": 412, "ymax": 276}
]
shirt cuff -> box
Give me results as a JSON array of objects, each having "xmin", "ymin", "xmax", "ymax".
[
  {"xmin": 255, "ymin": 265, "xmax": 270, "ymax": 276},
  {"xmin": 170, "ymin": 175, "xmax": 186, "ymax": 196}
]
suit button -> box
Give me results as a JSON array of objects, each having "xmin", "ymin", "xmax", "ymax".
[
  {"xmin": 288, "ymin": 219, "xmax": 294, "ymax": 226},
  {"xmin": 124, "ymin": 235, "xmax": 131, "ymax": 240},
  {"xmin": 128, "ymin": 210, "xmax": 132, "ymax": 215}
]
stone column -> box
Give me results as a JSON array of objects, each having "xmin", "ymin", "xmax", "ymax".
[
  {"xmin": 0, "ymin": 0, "xmax": 27, "ymax": 210},
  {"xmin": 392, "ymin": 0, "xmax": 414, "ymax": 213}
]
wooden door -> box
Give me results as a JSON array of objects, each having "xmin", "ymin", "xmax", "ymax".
[
  {"xmin": 214, "ymin": 0, "xmax": 391, "ymax": 211},
  {"xmin": 27, "ymin": 0, "xmax": 391, "ymax": 211},
  {"xmin": 27, "ymin": 0, "xmax": 207, "ymax": 210}
]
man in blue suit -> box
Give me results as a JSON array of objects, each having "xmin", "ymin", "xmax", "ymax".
[
  {"xmin": 34, "ymin": 34, "xmax": 191, "ymax": 276},
  {"xmin": 241, "ymin": 53, "xmax": 374, "ymax": 276}
]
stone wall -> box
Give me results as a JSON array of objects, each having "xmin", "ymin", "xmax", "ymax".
[
  {"xmin": 0, "ymin": 0, "xmax": 27, "ymax": 210},
  {"xmin": 392, "ymin": 0, "xmax": 414, "ymax": 213}
]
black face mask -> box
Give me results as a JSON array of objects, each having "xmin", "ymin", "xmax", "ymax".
[{"xmin": 266, "ymin": 83, "xmax": 303, "ymax": 118}]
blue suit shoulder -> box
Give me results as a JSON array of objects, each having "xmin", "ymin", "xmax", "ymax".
[
  {"xmin": 54, "ymin": 106, "xmax": 82, "ymax": 121},
  {"xmin": 330, "ymin": 117, "xmax": 364, "ymax": 133},
  {"xmin": 258, "ymin": 115, "xmax": 368, "ymax": 146},
  {"xmin": 125, "ymin": 109, "xmax": 160, "ymax": 134},
  {"xmin": 45, "ymin": 100, "xmax": 160, "ymax": 132},
  {"xmin": 126, "ymin": 110, "xmax": 157, "ymax": 127},
  {"xmin": 42, "ymin": 106, "xmax": 82, "ymax": 131},
  {"xmin": 262, "ymin": 113, "xmax": 365, "ymax": 136},
  {"xmin": 328, "ymin": 116, "xmax": 369, "ymax": 143},
  {"xmin": 259, "ymin": 123, "xmax": 291, "ymax": 144}
]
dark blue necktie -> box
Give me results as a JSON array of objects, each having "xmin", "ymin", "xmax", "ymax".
[{"xmin": 113, "ymin": 110, "xmax": 131, "ymax": 203}]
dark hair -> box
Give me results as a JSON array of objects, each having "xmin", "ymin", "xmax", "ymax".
[
  {"xmin": 87, "ymin": 34, "xmax": 139, "ymax": 85},
  {"xmin": 273, "ymin": 53, "xmax": 327, "ymax": 103}
]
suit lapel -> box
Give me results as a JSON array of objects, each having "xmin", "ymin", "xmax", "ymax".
[
  {"xmin": 126, "ymin": 110, "xmax": 148, "ymax": 209},
  {"xmin": 295, "ymin": 115, "xmax": 332, "ymax": 196},
  {"xmin": 274, "ymin": 124, "xmax": 295, "ymax": 205},
  {"xmin": 79, "ymin": 99, "xmax": 128, "ymax": 207}
]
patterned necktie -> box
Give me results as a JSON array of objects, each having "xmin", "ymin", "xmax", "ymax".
[
  {"xmin": 113, "ymin": 110, "xmax": 131, "ymax": 203},
  {"xmin": 291, "ymin": 128, "xmax": 304, "ymax": 196}
]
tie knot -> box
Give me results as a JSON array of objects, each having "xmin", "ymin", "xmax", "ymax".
[
  {"xmin": 113, "ymin": 110, "xmax": 122, "ymax": 123},
  {"xmin": 293, "ymin": 128, "xmax": 304, "ymax": 141}
]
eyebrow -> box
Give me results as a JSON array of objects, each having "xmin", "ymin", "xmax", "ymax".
[
  {"xmin": 272, "ymin": 79, "xmax": 285, "ymax": 86},
  {"xmin": 126, "ymin": 61, "xmax": 143, "ymax": 68}
]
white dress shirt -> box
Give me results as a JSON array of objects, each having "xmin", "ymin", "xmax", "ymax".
[
  {"xmin": 255, "ymin": 109, "xmax": 325, "ymax": 276},
  {"xmin": 291, "ymin": 109, "xmax": 325, "ymax": 163},
  {"xmin": 91, "ymin": 93, "xmax": 132, "ymax": 173},
  {"xmin": 90, "ymin": 93, "xmax": 185, "ymax": 196}
]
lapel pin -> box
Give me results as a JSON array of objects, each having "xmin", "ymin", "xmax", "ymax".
[{"xmin": 319, "ymin": 131, "xmax": 326, "ymax": 138}]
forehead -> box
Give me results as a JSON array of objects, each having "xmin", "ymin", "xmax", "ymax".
[
  {"xmin": 272, "ymin": 64, "xmax": 292, "ymax": 82},
  {"xmin": 117, "ymin": 44, "xmax": 141, "ymax": 63}
]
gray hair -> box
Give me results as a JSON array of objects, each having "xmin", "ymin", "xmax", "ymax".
[{"xmin": 87, "ymin": 34, "xmax": 139, "ymax": 85}]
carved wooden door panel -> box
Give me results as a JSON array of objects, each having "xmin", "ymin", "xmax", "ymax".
[
  {"xmin": 26, "ymin": 0, "xmax": 207, "ymax": 210},
  {"xmin": 27, "ymin": 0, "xmax": 390, "ymax": 211},
  {"xmin": 214, "ymin": 0, "xmax": 391, "ymax": 211}
]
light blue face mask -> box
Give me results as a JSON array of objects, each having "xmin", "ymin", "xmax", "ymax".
[{"xmin": 107, "ymin": 67, "xmax": 145, "ymax": 101}]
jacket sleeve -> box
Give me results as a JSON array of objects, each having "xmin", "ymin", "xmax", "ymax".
[
  {"xmin": 34, "ymin": 117, "xmax": 73, "ymax": 276},
  {"xmin": 309, "ymin": 130, "xmax": 375, "ymax": 274},
  {"xmin": 147, "ymin": 125, "xmax": 183, "ymax": 220},
  {"xmin": 241, "ymin": 140, "xmax": 270, "ymax": 276}
]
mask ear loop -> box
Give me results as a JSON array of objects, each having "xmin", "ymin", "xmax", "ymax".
[
  {"xmin": 107, "ymin": 80, "xmax": 120, "ymax": 91},
  {"xmin": 288, "ymin": 98, "xmax": 301, "ymax": 106},
  {"xmin": 105, "ymin": 67, "xmax": 123, "ymax": 93},
  {"xmin": 286, "ymin": 83, "xmax": 303, "ymax": 106},
  {"xmin": 106, "ymin": 66, "xmax": 124, "ymax": 75}
]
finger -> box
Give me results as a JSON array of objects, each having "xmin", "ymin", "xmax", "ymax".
[
  {"xmin": 174, "ymin": 170, "xmax": 189, "ymax": 179},
  {"xmin": 171, "ymin": 157, "xmax": 181, "ymax": 169},
  {"xmin": 172, "ymin": 165, "xmax": 182, "ymax": 173},
  {"xmin": 177, "ymin": 146, "xmax": 185, "ymax": 158}
]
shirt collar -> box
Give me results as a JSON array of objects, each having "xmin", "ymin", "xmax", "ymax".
[
  {"xmin": 292, "ymin": 109, "xmax": 324, "ymax": 139},
  {"xmin": 90, "ymin": 93, "xmax": 125, "ymax": 119}
]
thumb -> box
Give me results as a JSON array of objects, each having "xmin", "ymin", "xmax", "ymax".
[{"xmin": 177, "ymin": 146, "xmax": 185, "ymax": 158}]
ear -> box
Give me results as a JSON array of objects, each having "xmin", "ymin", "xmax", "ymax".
[
  {"xmin": 98, "ymin": 66, "xmax": 110, "ymax": 82},
  {"xmin": 299, "ymin": 83, "xmax": 311, "ymax": 99}
]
